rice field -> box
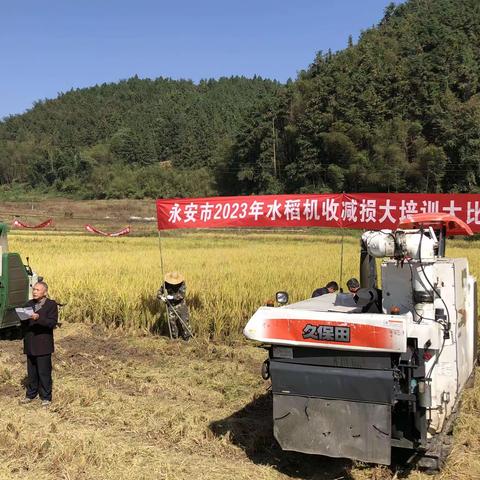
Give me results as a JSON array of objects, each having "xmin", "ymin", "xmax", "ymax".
[
  {"xmin": 9, "ymin": 230, "xmax": 358, "ymax": 337},
  {"xmin": 0, "ymin": 230, "xmax": 478, "ymax": 480},
  {"xmin": 9, "ymin": 230, "xmax": 480, "ymax": 338}
]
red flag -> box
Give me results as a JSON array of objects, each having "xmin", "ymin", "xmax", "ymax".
[
  {"xmin": 84, "ymin": 225, "xmax": 131, "ymax": 237},
  {"xmin": 12, "ymin": 218, "xmax": 53, "ymax": 229}
]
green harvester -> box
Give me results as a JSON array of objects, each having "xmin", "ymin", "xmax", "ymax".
[{"xmin": 0, "ymin": 224, "xmax": 38, "ymax": 330}]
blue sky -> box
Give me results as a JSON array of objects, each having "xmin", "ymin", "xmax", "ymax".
[{"xmin": 1, "ymin": 0, "xmax": 400, "ymax": 119}]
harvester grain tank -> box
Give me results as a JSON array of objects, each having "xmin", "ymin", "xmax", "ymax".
[
  {"xmin": 0, "ymin": 223, "xmax": 39, "ymax": 330},
  {"xmin": 244, "ymin": 214, "xmax": 477, "ymax": 470}
]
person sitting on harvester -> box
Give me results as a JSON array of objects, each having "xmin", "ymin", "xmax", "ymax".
[
  {"xmin": 346, "ymin": 277, "xmax": 360, "ymax": 294},
  {"xmin": 312, "ymin": 281, "xmax": 338, "ymax": 298},
  {"xmin": 157, "ymin": 271, "xmax": 191, "ymax": 341}
]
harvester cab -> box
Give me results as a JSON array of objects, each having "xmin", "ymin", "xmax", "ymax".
[
  {"xmin": 244, "ymin": 214, "xmax": 477, "ymax": 471},
  {"xmin": 0, "ymin": 223, "xmax": 39, "ymax": 330}
]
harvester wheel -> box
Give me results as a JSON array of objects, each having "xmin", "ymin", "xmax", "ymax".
[
  {"xmin": 261, "ymin": 360, "xmax": 270, "ymax": 380},
  {"xmin": 418, "ymin": 455, "xmax": 441, "ymax": 475}
]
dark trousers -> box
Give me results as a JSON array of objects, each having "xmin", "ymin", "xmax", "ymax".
[
  {"xmin": 26, "ymin": 354, "xmax": 52, "ymax": 401},
  {"xmin": 167, "ymin": 303, "xmax": 191, "ymax": 339}
]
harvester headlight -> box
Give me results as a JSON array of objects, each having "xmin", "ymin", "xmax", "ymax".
[{"xmin": 276, "ymin": 291, "xmax": 289, "ymax": 305}]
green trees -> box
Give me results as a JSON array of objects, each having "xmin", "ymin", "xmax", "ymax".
[
  {"xmin": 225, "ymin": 0, "xmax": 480, "ymax": 195},
  {"xmin": 0, "ymin": 76, "xmax": 278, "ymax": 198}
]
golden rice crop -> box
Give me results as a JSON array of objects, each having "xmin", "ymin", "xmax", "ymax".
[
  {"xmin": 1, "ymin": 230, "xmax": 479, "ymax": 480},
  {"xmin": 9, "ymin": 231, "xmax": 480, "ymax": 338}
]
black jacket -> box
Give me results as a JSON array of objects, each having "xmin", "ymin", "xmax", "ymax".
[
  {"xmin": 312, "ymin": 287, "xmax": 329, "ymax": 298},
  {"xmin": 22, "ymin": 298, "xmax": 58, "ymax": 356},
  {"xmin": 158, "ymin": 281, "xmax": 186, "ymax": 306}
]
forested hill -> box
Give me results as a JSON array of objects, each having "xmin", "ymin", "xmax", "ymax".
[
  {"xmin": 228, "ymin": 0, "xmax": 480, "ymax": 195},
  {"xmin": 0, "ymin": 77, "xmax": 280, "ymax": 198},
  {"xmin": 2, "ymin": 0, "xmax": 480, "ymax": 199}
]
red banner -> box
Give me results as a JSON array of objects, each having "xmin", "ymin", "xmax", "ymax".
[
  {"xmin": 157, "ymin": 194, "xmax": 342, "ymax": 230},
  {"xmin": 341, "ymin": 193, "xmax": 480, "ymax": 231},
  {"xmin": 13, "ymin": 218, "xmax": 53, "ymax": 229},
  {"xmin": 156, "ymin": 194, "xmax": 480, "ymax": 232},
  {"xmin": 85, "ymin": 225, "xmax": 131, "ymax": 237}
]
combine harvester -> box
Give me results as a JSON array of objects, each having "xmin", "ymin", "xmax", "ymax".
[
  {"xmin": 244, "ymin": 214, "xmax": 478, "ymax": 471},
  {"xmin": 0, "ymin": 224, "xmax": 39, "ymax": 330}
]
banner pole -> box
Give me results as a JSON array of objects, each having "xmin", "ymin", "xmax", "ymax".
[
  {"xmin": 339, "ymin": 193, "xmax": 345, "ymax": 290},
  {"xmin": 157, "ymin": 230, "xmax": 173, "ymax": 340},
  {"xmin": 339, "ymin": 227, "xmax": 345, "ymax": 290}
]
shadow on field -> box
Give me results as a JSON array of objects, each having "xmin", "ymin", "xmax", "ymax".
[
  {"xmin": 139, "ymin": 294, "xmax": 166, "ymax": 335},
  {"xmin": 0, "ymin": 326, "xmax": 23, "ymax": 341},
  {"xmin": 209, "ymin": 392, "xmax": 356, "ymax": 479}
]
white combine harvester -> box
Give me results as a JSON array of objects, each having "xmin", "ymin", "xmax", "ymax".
[{"xmin": 244, "ymin": 214, "xmax": 477, "ymax": 470}]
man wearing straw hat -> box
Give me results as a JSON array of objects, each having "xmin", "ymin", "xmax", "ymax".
[{"xmin": 157, "ymin": 272, "xmax": 191, "ymax": 340}]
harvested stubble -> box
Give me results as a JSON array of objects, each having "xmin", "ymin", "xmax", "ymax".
[{"xmin": 0, "ymin": 230, "xmax": 477, "ymax": 480}]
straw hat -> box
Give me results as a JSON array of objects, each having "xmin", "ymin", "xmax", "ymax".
[{"xmin": 164, "ymin": 271, "xmax": 185, "ymax": 285}]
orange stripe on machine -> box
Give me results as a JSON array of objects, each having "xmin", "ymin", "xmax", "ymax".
[
  {"xmin": 265, "ymin": 318, "xmax": 394, "ymax": 349},
  {"xmin": 243, "ymin": 309, "xmax": 408, "ymax": 352}
]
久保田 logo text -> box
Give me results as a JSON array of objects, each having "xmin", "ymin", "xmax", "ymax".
[{"xmin": 302, "ymin": 324, "xmax": 350, "ymax": 342}]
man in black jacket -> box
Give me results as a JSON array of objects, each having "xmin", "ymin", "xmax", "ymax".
[
  {"xmin": 20, "ymin": 281, "xmax": 58, "ymax": 406},
  {"xmin": 346, "ymin": 277, "xmax": 360, "ymax": 294},
  {"xmin": 312, "ymin": 281, "xmax": 339, "ymax": 298}
]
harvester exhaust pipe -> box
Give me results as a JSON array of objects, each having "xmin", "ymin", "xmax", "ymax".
[
  {"xmin": 438, "ymin": 225, "xmax": 447, "ymax": 257},
  {"xmin": 360, "ymin": 238, "xmax": 377, "ymax": 289}
]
